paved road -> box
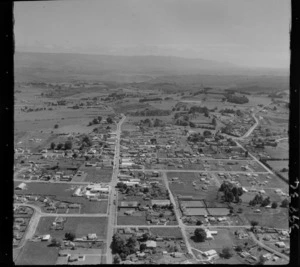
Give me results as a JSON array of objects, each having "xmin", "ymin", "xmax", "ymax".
[
  {"xmin": 14, "ymin": 203, "xmax": 108, "ymax": 217},
  {"xmin": 248, "ymin": 232, "xmax": 289, "ymax": 261},
  {"xmin": 235, "ymin": 141, "xmax": 273, "ymax": 175},
  {"xmin": 275, "ymin": 137, "xmax": 288, "ymax": 143},
  {"xmin": 235, "ymin": 102, "xmax": 273, "ymax": 140},
  {"xmin": 106, "ymin": 114, "xmax": 126, "ymax": 264},
  {"xmin": 137, "ymin": 169, "xmax": 269, "ymax": 174},
  {"xmin": 14, "ymin": 179, "xmax": 94, "ymax": 185},
  {"xmin": 161, "ymin": 172, "xmax": 196, "ymax": 259}
]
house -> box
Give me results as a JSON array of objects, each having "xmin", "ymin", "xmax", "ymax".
[
  {"xmin": 171, "ymin": 252, "xmax": 183, "ymax": 258},
  {"xmin": 205, "ymin": 229, "xmax": 218, "ymax": 240},
  {"xmin": 42, "ymin": 234, "xmax": 51, "ymax": 241},
  {"xmin": 124, "ymin": 210, "xmax": 135, "ymax": 215},
  {"xmin": 120, "ymin": 202, "xmax": 139, "ymax": 208},
  {"xmin": 275, "ymin": 241, "xmax": 286, "ymax": 248},
  {"xmin": 202, "ymin": 249, "xmax": 219, "ymax": 260},
  {"xmin": 15, "ymin": 183, "xmax": 27, "ymax": 190},
  {"xmin": 87, "ymin": 233, "xmax": 97, "ymax": 240},
  {"xmin": 262, "ymin": 253, "xmax": 272, "ymax": 260},
  {"xmin": 144, "ymin": 240, "xmax": 157, "ymax": 248}
]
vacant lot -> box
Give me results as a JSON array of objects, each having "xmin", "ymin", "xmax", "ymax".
[
  {"xmin": 264, "ymin": 145, "xmax": 288, "ymax": 159},
  {"xmin": 150, "ymin": 227, "xmax": 183, "ymax": 238},
  {"xmin": 14, "ymin": 182, "xmax": 74, "ymax": 197},
  {"xmin": 79, "ymin": 166, "xmax": 113, "ymax": 183},
  {"xmin": 35, "ymin": 216, "xmax": 108, "ymax": 239},
  {"xmin": 267, "ymin": 160, "xmax": 289, "ymax": 180},
  {"xmin": 243, "ymin": 208, "xmax": 288, "ymax": 229},
  {"xmin": 187, "ymin": 228, "xmax": 235, "ymax": 252},
  {"xmin": 117, "ymin": 214, "xmax": 148, "ymax": 225},
  {"xmin": 14, "ymin": 242, "xmax": 58, "ymax": 265}
]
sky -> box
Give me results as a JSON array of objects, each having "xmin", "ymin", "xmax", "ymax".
[{"xmin": 14, "ymin": 0, "xmax": 290, "ymax": 68}]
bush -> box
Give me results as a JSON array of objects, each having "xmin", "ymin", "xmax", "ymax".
[
  {"xmin": 271, "ymin": 202, "xmax": 278, "ymax": 209},
  {"xmin": 54, "ymin": 124, "xmax": 59, "ymax": 129}
]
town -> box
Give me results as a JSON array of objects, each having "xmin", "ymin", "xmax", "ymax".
[
  {"xmin": 13, "ymin": 1, "xmax": 291, "ymax": 265},
  {"xmin": 13, "ymin": 79, "xmax": 289, "ymax": 265}
]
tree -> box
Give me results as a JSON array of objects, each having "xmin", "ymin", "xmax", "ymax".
[
  {"xmin": 97, "ymin": 116, "xmax": 102, "ymax": 122},
  {"xmin": 113, "ymin": 254, "xmax": 121, "ymax": 264},
  {"xmin": 189, "ymin": 122, "xmax": 196, "ymax": 128},
  {"xmin": 142, "ymin": 233, "xmax": 150, "ymax": 242},
  {"xmin": 281, "ymin": 199, "xmax": 289, "ymax": 208},
  {"xmin": 256, "ymin": 255, "xmax": 267, "ymax": 265},
  {"xmin": 261, "ymin": 197, "xmax": 271, "ymax": 207},
  {"xmin": 212, "ymin": 118, "xmax": 217, "ymax": 126},
  {"xmin": 127, "ymin": 235, "xmax": 138, "ymax": 254},
  {"xmin": 271, "ymin": 202, "xmax": 278, "ymax": 209},
  {"xmin": 194, "ymin": 228, "xmax": 207, "ymax": 242},
  {"xmin": 54, "ymin": 124, "xmax": 59, "ymax": 129},
  {"xmin": 250, "ymin": 221, "xmax": 259, "ymax": 231},
  {"xmin": 82, "ymin": 135, "xmax": 92, "ymax": 147},
  {"xmin": 92, "ymin": 118, "xmax": 99, "ymax": 125},
  {"xmin": 107, "ymin": 117, "xmax": 113, "ymax": 124},
  {"xmin": 221, "ymin": 247, "xmax": 233, "ymax": 259},
  {"xmin": 224, "ymin": 191, "xmax": 234, "ymax": 203},
  {"xmin": 203, "ymin": 130, "xmax": 212, "ymax": 137},
  {"xmin": 196, "ymin": 220, "xmax": 203, "ymax": 226},
  {"xmin": 65, "ymin": 232, "xmax": 76, "ymax": 241},
  {"xmin": 50, "ymin": 142, "xmax": 56, "ymax": 150},
  {"xmin": 237, "ymin": 207, "xmax": 243, "ymax": 213},
  {"xmin": 235, "ymin": 245, "xmax": 243, "ymax": 252},
  {"xmin": 64, "ymin": 140, "xmax": 73, "ymax": 150},
  {"xmin": 56, "ymin": 143, "xmax": 64, "ymax": 150},
  {"xmin": 111, "ymin": 233, "xmax": 125, "ymax": 254}
]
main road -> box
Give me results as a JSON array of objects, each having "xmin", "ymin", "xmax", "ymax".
[{"xmin": 105, "ymin": 114, "xmax": 126, "ymax": 264}]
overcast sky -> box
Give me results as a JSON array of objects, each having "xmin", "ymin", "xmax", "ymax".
[{"xmin": 14, "ymin": 0, "xmax": 290, "ymax": 68}]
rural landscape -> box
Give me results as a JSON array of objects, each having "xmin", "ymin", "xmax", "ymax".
[{"xmin": 13, "ymin": 0, "xmax": 290, "ymax": 265}]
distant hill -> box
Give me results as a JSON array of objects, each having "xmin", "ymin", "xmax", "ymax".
[{"xmin": 14, "ymin": 51, "xmax": 288, "ymax": 83}]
